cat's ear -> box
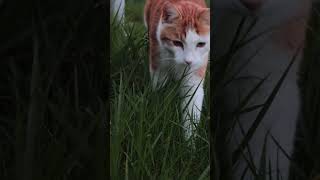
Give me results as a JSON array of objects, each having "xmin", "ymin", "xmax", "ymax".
[
  {"xmin": 198, "ymin": 8, "xmax": 210, "ymax": 26},
  {"xmin": 162, "ymin": 3, "xmax": 179, "ymax": 24}
]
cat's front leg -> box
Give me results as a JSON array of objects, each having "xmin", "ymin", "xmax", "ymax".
[{"xmin": 180, "ymin": 76, "xmax": 204, "ymax": 140}]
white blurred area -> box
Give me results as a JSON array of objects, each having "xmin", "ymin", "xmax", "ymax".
[{"xmin": 111, "ymin": 0, "xmax": 125, "ymax": 22}]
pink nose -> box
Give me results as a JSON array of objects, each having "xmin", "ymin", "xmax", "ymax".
[
  {"xmin": 240, "ymin": 0, "xmax": 262, "ymax": 11},
  {"xmin": 185, "ymin": 60, "xmax": 192, "ymax": 65}
]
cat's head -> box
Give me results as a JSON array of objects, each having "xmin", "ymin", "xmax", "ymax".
[{"xmin": 156, "ymin": 1, "xmax": 210, "ymax": 70}]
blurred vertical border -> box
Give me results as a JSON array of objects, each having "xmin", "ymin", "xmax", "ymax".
[{"xmin": 0, "ymin": 0, "xmax": 109, "ymax": 179}]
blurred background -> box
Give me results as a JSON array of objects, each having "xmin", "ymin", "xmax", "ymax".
[{"xmin": 0, "ymin": 0, "xmax": 108, "ymax": 179}]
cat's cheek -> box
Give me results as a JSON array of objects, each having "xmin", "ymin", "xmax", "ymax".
[
  {"xmin": 173, "ymin": 49, "xmax": 184, "ymax": 64},
  {"xmin": 162, "ymin": 45, "xmax": 175, "ymax": 57},
  {"xmin": 202, "ymin": 51, "xmax": 209, "ymax": 58}
]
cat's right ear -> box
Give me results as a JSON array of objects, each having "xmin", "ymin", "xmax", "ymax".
[
  {"xmin": 198, "ymin": 8, "xmax": 210, "ymax": 26},
  {"xmin": 162, "ymin": 3, "xmax": 179, "ymax": 24}
]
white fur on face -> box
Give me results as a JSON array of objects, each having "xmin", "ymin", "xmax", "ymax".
[
  {"xmin": 178, "ymin": 29, "xmax": 209, "ymax": 69},
  {"xmin": 157, "ymin": 26, "xmax": 210, "ymax": 70}
]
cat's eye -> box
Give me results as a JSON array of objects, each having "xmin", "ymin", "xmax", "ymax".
[
  {"xmin": 172, "ymin": 40, "xmax": 184, "ymax": 48},
  {"xmin": 197, "ymin": 42, "xmax": 206, "ymax": 48}
]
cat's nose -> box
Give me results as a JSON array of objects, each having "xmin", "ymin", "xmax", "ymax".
[
  {"xmin": 185, "ymin": 60, "xmax": 192, "ymax": 65},
  {"xmin": 240, "ymin": 0, "xmax": 262, "ymax": 11}
]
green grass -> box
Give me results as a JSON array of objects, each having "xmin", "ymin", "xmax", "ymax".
[
  {"xmin": 0, "ymin": 1, "xmax": 107, "ymax": 179},
  {"xmin": 110, "ymin": 2, "xmax": 210, "ymax": 179},
  {"xmin": 110, "ymin": 1, "xmax": 320, "ymax": 180}
]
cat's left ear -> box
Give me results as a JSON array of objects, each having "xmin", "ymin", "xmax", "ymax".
[
  {"xmin": 198, "ymin": 8, "xmax": 210, "ymax": 26},
  {"xmin": 162, "ymin": 2, "xmax": 179, "ymax": 24}
]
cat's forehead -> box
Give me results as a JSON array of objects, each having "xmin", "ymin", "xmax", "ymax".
[
  {"xmin": 185, "ymin": 29, "xmax": 209, "ymax": 43},
  {"xmin": 160, "ymin": 3, "xmax": 209, "ymax": 37},
  {"xmin": 160, "ymin": 23, "xmax": 209, "ymax": 41}
]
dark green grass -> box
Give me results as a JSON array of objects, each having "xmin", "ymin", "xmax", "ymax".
[
  {"xmin": 110, "ymin": 1, "xmax": 210, "ymax": 179},
  {"xmin": 289, "ymin": 3, "xmax": 320, "ymax": 179},
  {"xmin": 0, "ymin": 1, "xmax": 107, "ymax": 180}
]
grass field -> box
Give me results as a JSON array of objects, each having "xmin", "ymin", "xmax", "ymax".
[{"xmin": 110, "ymin": 0, "xmax": 210, "ymax": 179}]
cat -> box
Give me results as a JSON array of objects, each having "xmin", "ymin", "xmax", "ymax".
[
  {"xmin": 144, "ymin": 0, "xmax": 210, "ymax": 140},
  {"xmin": 213, "ymin": 0, "xmax": 311, "ymax": 179},
  {"xmin": 111, "ymin": 0, "xmax": 125, "ymax": 23}
]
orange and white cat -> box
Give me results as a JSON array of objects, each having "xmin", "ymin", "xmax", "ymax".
[
  {"xmin": 214, "ymin": 0, "xmax": 311, "ymax": 179},
  {"xmin": 144, "ymin": 0, "xmax": 210, "ymax": 140}
]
